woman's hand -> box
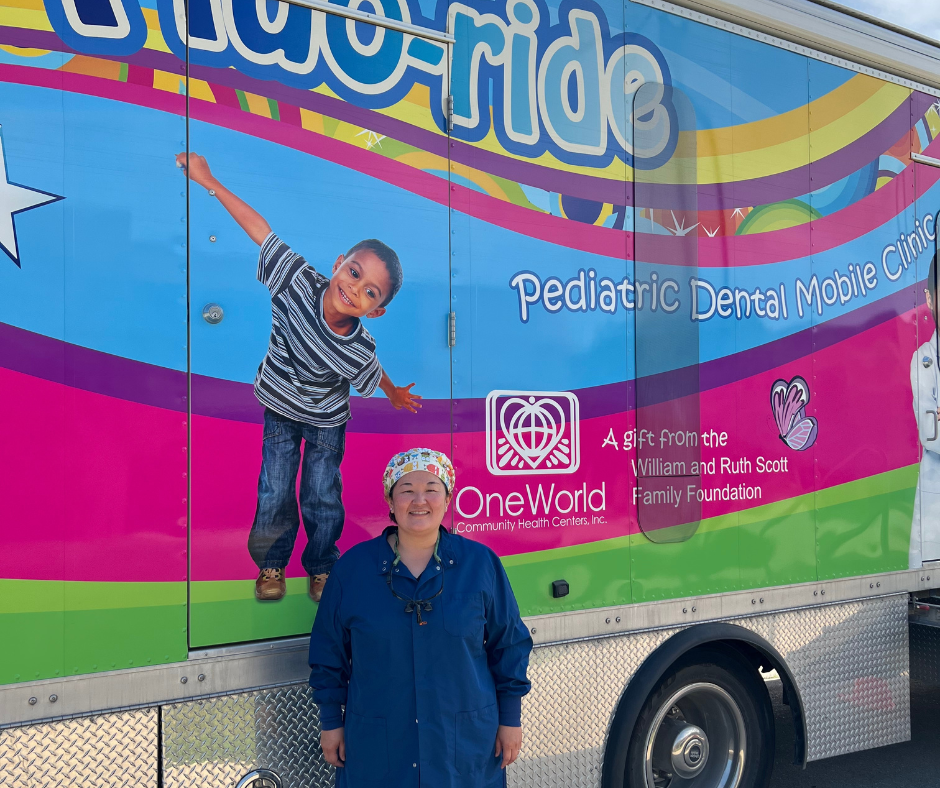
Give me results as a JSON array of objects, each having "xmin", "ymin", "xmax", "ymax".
[
  {"xmin": 320, "ymin": 727, "xmax": 345, "ymax": 768},
  {"xmin": 494, "ymin": 724, "xmax": 522, "ymax": 768}
]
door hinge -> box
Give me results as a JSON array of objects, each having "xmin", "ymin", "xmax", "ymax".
[
  {"xmin": 448, "ymin": 311, "xmax": 456, "ymax": 347},
  {"xmin": 446, "ymin": 94, "xmax": 454, "ymax": 133}
]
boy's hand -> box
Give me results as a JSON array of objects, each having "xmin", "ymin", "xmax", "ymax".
[
  {"xmin": 387, "ymin": 382, "xmax": 422, "ymax": 413},
  {"xmin": 175, "ymin": 153, "xmax": 271, "ymax": 245},
  {"xmin": 176, "ymin": 152, "xmax": 216, "ymax": 190}
]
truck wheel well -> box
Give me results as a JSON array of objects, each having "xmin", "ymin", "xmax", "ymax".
[{"xmin": 600, "ymin": 623, "xmax": 806, "ymax": 788}]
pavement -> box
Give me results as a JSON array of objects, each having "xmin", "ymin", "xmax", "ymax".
[{"xmin": 767, "ymin": 678, "xmax": 939, "ymax": 788}]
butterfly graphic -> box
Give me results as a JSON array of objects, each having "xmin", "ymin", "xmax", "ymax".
[{"xmin": 770, "ymin": 376, "xmax": 818, "ymax": 451}]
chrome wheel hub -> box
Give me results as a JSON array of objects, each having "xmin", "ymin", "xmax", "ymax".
[
  {"xmin": 668, "ymin": 721, "xmax": 709, "ymax": 778},
  {"xmin": 644, "ymin": 682, "xmax": 746, "ymax": 788}
]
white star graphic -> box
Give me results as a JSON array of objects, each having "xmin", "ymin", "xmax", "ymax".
[
  {"xmin": 0, "ymin": 128, "xmax": 62, "ymax": 266},
  {"xmin": 704, "ymin": 225, "xmax": 719, "ymax": 237},
  {"xmin": 732, "ymin": 207, "xmax": 746, "ymax": 219},
  {"xmin": 355, "ymin": 128, "xmax": 386, "ymax": 150},
  {"xmin": 667, "ymin": 210, "xmax": 699, "ymax": 237}
]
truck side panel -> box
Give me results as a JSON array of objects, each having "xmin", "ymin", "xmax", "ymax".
[
  {"xmin": 0, "ymin": 49, "xmax": 188, "ymax": 684},
  {"xmin": 0, "ymin": 0, "xmax": 937, "ymax": 679}
]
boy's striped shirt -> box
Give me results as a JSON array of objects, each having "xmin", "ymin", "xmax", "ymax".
[{"xmin": 253, "ymin": 233, "xmax": 382, "ymax": 426}]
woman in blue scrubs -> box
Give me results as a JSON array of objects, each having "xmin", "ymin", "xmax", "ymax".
[{"xmin": 309, "ymin": 448, "xmax": 533, "ymax": 787}]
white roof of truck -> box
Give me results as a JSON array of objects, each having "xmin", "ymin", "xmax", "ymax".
[{"xmin": 634, "ymin": 0, "xmax": 940, "ymax": 95}]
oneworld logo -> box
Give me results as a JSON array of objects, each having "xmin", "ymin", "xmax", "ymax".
[{"xmin": 486, "ymin": 390, "xmax": 580, "ymax": 475}]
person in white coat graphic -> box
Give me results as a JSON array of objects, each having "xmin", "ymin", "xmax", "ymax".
[{"xmin": 911, "ymin": 251, "xmax": 940, "ymax": 568}]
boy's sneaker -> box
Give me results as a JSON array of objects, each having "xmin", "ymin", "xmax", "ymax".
[
  {"xmin": 255, "ymin": 568, "xmax": 286, "ymax": 601},
  {"xmin": 308, "ymin": 573, "xmax": 329, "ymax": 602}
]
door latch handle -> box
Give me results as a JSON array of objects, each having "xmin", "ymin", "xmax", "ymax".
[{"xmin": 927, "ymin": 411, "xmax": 939, "ymax": 442}]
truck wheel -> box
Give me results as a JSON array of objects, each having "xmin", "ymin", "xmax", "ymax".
[{"xmin": 625, "ymin": 647, "xmax": 774, "ymax": 788}]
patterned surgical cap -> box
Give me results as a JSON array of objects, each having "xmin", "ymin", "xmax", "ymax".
[{"xmin": 383, "ymin": 448, "xmax": 456, "ymax": 497}]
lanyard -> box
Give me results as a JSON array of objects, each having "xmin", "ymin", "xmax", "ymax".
[{"xmin": 385, "ymin": 531, "xmax": 444, "ymax": 626}]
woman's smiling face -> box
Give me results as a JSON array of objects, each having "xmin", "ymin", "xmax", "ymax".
[{"xmin": 388, "ymin": 470, "xmax": 451, "ymax": 537}]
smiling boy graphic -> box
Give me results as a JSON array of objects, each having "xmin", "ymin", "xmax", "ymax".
[{"xmin": 177, "ymin": 152, "xmax": 421, "ymax": 603}]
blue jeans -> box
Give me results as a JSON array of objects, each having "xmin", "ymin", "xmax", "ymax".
[{"xmin": 248, "ymin": 408, "xmax": 346, "ymax": 576}]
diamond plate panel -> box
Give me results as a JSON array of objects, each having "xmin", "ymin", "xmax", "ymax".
[
  {"xmin": 909, "ymin": 622, "xmax": 940, "ymax": 684},
  {"xmin": 510, "ymin": 630, "xmax": 672, "ymax": 788},
  {"xmin": 0, "ymin": 598, "xmax": 905, "ymax": 788},
  {"xmin": 162, "ymin": 684, "xmax": 334, "ymax": 788},
  {"xmin": 0, "ymin": 708, "xmax": 157, "ymax": 788},
  {"xmin": 509, "ymin": 595, "xmax": 910, "ymax": 788},
  {"xmin": 743, "ymin": 595, "xmax": 910, "ymax": 761}
]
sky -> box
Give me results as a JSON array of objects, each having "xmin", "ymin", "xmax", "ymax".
[{"xmin": 837, "ymin": 0, "xmax": 940, "ymax": 42}]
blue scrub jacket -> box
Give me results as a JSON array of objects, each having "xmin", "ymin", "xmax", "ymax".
[{"xmin": 309, "ymin": 525, "xmax": 533, "ymax": 788}]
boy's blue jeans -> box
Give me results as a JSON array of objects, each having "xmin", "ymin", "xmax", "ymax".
[{"xmin": 247, "ymin": 407, "xmax": 345, "ymax": 576}]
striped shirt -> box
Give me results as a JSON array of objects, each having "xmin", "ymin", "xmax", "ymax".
[{"xmin": 253, "ymin": 233, "xmax": 383, "ymax": 426}]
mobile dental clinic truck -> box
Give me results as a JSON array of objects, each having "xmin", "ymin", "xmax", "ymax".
[{"xmin": 3, "ymin": 0, "xmax": 940, "ymax": 785}]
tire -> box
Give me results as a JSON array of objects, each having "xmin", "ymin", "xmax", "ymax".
[{"xmin": 624, "ymin": 645, "xmax": 775, "ymax": 788}]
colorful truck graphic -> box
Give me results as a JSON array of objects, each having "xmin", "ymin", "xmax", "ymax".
[{"xmin": 1, "ymin": 0, "xmax": 939, "ymax": 785}]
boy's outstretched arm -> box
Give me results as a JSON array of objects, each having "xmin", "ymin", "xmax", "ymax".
[
  {"xmin": 176, "ymin": 152, "xmax": 271, "ymax": 245},
  {"xmin": 379, "ymin": 370, "xmax": 422, "ymax": 414}
]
